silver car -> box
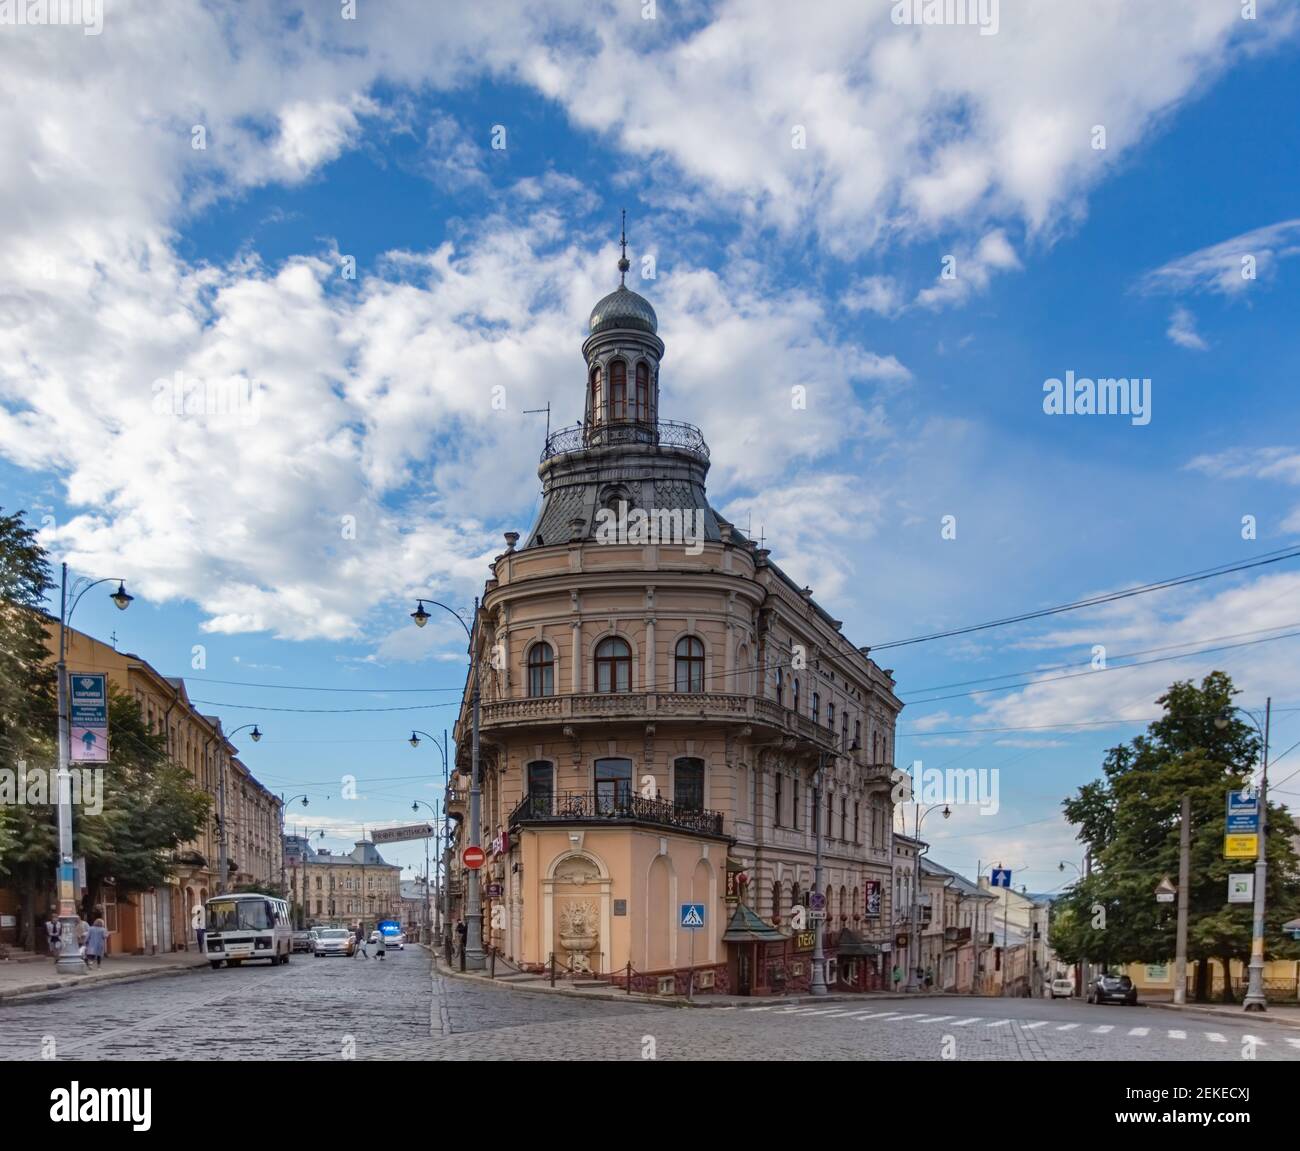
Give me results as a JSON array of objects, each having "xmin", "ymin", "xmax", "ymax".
[{"xmin": 314, "ymin": 928, "xmax": 355, "ymax": 957}]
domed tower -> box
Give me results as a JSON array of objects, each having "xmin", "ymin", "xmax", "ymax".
[
  {"xmin": 524, "ymin": 215, "xmax": 723, "ymax": 549},
  {"xmin": 582, "ymin": 213, "xmax": 663, "ymax": 446}
]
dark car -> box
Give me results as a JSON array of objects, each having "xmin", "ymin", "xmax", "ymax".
[
  {"xmin": 291, "ymin": 930, "xmax": 314, "ymax": 954},
  {"xmin": 1088, "ymin": 972, "xmax": 1138, "ymax": 1005}
]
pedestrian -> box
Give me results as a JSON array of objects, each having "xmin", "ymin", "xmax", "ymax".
[
  {"xmin": 45, "ymin": 914, "xmax": 61, "ymax": 960},
  {"xmin": 84, "ymin": 918, "xmax": 108, "ymax": 968},
  {"xmin": 456, "ymin": 919, "xmax": 467, "ymax": 956},
  {"xmin": 891, "ymin": 963, "xmax": 902, "ymax": 992},
  {"xmin": 373, "ymin": 924, "xmax": 386, "ymax": 961},
  {"xmin": 192, "ymin": 902, "xmax": 206, "ymax": 954},
  {"xmin": 353, "ymin": 922, "xmax": 366, "ymax": 959},
  {"xmin": 924, "ymin": 965, "xmax": 934, "ymax": 991},
  {"xmin": 75, "ymin": 915, "xmax": 90, "ymax": 966}
]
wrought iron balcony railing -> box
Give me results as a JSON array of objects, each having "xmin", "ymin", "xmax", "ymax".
[
  {"xmin": 541, "ymin": 419, "xmax": 709, "ymax": 463},
  {"xmin": 509, "ymin": 789, "xmax": 725, "ymax": 838}
]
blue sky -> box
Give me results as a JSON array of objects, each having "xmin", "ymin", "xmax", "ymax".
[{"xmin": 2, "ymin": 1, "xmax": 1299, "ymax": 889}]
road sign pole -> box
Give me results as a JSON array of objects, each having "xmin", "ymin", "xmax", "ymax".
[
  {"xmin": 1174, "ymin": 794, "xmax": 1190, "ymax": 1006},
  {"xmin": 1244, "ymin": 698, "xmax": 1271, "ymax": 1013}
]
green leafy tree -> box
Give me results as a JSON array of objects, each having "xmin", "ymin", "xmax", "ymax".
[
  {"xmin": 0, "ymin": 509, "xmax": 57, "ymax": 947},
  {"xmin": 1051, "ymin": 673, "xmax": 1300, "ymax": 1002}
]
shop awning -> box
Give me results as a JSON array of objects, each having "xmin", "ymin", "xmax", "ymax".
[
  {"xmin": 722, "ymin": 903, "xmax": 787, "ymax": 942},
  {"xmin": 834, "ymin": 928, "xmax": 881, "ymax": 957}
]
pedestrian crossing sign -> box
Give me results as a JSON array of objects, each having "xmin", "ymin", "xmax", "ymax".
[{"xmin": 680, "ymin": 903, "xmax": 705, "ymax": 930}]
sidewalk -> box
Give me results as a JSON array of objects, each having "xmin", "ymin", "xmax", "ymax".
[
  {"xmin": 432, "ymin": 955, "xmax": 971, "ymax": 1009},
  {"xmin": 1145, "ymin": 999, "xmax": 1300, "ymax": 1029},
  {"xmin": 0, "ymin": 951, "xmax": 209, "ymax": 1002}
]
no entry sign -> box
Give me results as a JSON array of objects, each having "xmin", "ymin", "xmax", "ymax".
[{"xmin": 462, "ymin": 845, "xmax": 486, "ymax": 870}]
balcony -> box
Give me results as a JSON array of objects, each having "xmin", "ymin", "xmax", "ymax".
[
  {"xmin": 541, "ymin": 419, "xmax": 709, "ymax": 463},
  {"xmin": 509, "ymin": 790, "xmax": 725, "ymax": 839}
]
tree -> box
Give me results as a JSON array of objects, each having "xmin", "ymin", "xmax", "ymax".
[
  {"xmin": 0, "ymin": 509, "xmax": 57, "ymax": 948},
  {"xmin": 1051, "ymin": 673, "xmax": 1300, "ymax": 1002}
]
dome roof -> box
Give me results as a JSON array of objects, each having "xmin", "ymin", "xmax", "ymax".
[{"xmin": 589, "ymin": 286, "xmax": 658, "ymax": 335}]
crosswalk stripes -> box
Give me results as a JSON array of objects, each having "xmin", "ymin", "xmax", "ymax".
[
  {"xmin": 987, "ymin": 1019, "xmax": 1011, "ymax": 1028},
  {"xmin": 1286, "ymin": 1038, "xmax": 1300, "ymax": 1049},
  {"xmin": 1022, "ymin": 1021, "xmax": 1049, "ymax": 1029},
  {"xmin": 1092, "ymin": 1025, "xmax": 1114, "ymax": 1033},
  {"xmin": 951, "ymin": 1017, "xmax": 981, "ymax": 1026},
  {"xmin": 1206, "ymin": 1032, "xmax": 1226, "ymax": 1042},
  {"xmin": 1168, "ymin": 1030, "xmax": 1186, "ymax": 1040},
  {"xmin": 1056, "ymin": 1023, "xmax": 1079, "ymax": 1031},
  {"xmin": 917, "ymin": 1015, "xmax": 954, "ymax": 1023},
  {"xmin": 1127, "ymin": 1027, "xmax": 1150, "ymax": 1037}
]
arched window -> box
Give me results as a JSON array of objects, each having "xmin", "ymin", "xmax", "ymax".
[
  {"xmin": 776, "ymin": 667, "xmax": 784, "ymax": 705},
  {"xmin": 527, "ymin": 642, "xmax": 554, "ymax": 698},
  {"xmin": 673, "ymin": 757, "xmax": 705, "ymax": 812},
  {"xmin": 610, "ymin": 360, "xmax": 627, "ymax": 421},
  {"xmin": 793, "ymin": 677, "xmax": 800, "ymax": 714},
  {"xmin": 791, "ymin": 882, "xmax": 801, "ymax": 914},
  {"xmin": 594, "ymin": 637, "xmax": 632, "ymax": 693},
  {"xmin": 828, "ymin": 701, "xmax": 835, "ymax": 729},
  {"xmin": 675, "ymin": 636, "xmax": 705, "ymax": 693},
  {"xmin": 635, "ymin": 361, "xmax": 650, "ymax": 420},
  {"xmin": 812, "ymin": 691, "xmax": 820, "ymax": 724},
  {"xmin": 771, "ymin": 880, "xmax": 783, "ymax": 924},
  {"xmin": 589, "ymin": 365, "xmax": 602, "ymax": 423}
]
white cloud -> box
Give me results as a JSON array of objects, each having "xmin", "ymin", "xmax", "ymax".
[
  {"xmin": 914, "ymin": 229, "xmax": 1020, "ymax": 310},
  {"xmin": 1186, "ymin": 446, "xmax": 1300, "ymax": 486},
  {"xmin": 1138, "ymin": 219, "xmax": 1300, "ymax": 296},
  {"xmin": 844, "ymin": 275, "xmax": 903, "ymax": 317},
  {"xmin": 1166, "ymin": 305, "xmax": 1208, "ymax": 350}
]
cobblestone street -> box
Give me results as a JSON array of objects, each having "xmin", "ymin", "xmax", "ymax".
[{"xmin": 3, "ymin": 947, "xmax": 1299, "ymax": 1063}]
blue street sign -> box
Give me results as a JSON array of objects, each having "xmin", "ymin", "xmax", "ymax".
[
  {"xmin": 680, "ymin": 903, "xmax": 705, "ymax": 930},
  {"xmin": 1226, "ymin": 790, "xmax": 1259, "ymax": 834},
  {"xmin": 990, "ymin": 868, "xmax": 1012, "ymax": 888},
  {"xmin": 69, "ymin": 673, "xmax": 108, "ymax": 763}
]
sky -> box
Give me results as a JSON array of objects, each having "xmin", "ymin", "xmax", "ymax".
[{"xmin": 2, "ymin": 0, "xmax": 1299, "ymax": 893}]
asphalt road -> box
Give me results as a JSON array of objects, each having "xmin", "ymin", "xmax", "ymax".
[{"xmin": 2, "ymin": 946, "xmax": 1297, "ymax": 1063}]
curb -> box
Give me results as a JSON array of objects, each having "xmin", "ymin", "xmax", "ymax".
[
  {"xmin": 1144, "ymin": 1000, "xmax": 1300, "ymax": 1029},
  {"xmin": 431, "ymin": 962, "xmax": 994, "ymax": 1009},
  {"xmin": 0, "ymin": 959, "xmax": 210, "ymax": 1004}
]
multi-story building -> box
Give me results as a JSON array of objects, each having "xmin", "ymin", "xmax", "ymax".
[
  {"xmin": 9, "ymin": 623, "xmax": 282, "ymax": 954},
  {"xmin": 444, "ymin": 261, "xmax": 903, "ymax": 995},
  {"xmin": 920, "ymin": 857, "xmax": 997, "ymax": 992},
  {"xmin": 288, "ymin": 839, "xmax": 402, "ymax": 928}
]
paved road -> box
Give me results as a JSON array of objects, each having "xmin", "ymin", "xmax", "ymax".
[{"xmin": 2, "ymin": 948, "xmax": 1298, "ymax": 1062}]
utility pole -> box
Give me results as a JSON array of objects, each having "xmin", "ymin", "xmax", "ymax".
[
  {"xmin": 217, "ymin": 751, "xmax": 228, "ymax": 895},
  {"xmin": 972, "ymin": 859, "xmax": 981, "ymax": 995},
  {"xmin": 1243, "ymin": 697, "xmax": 1272, "ymax": 1012},
  {"xmin": 1174, "ymin": 794, "xmax": 1191, "ymax": 1005},
  {"xmin": 465, "ymin": 597, "xmax": 485, "ymax": 970},
  {"xmin": 1001, "ymin": 879, "xmax": 1009, "ymax": 996}
]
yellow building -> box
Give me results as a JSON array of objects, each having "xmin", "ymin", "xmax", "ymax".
[
  {"xmin": 26, "ymin": 622, "xmax": 282, "ymax": 953},
  {"xmin": 285, "ymin": 837, "xmax": 402, "ymax": 928},
  {"xmin": 444, "ymin": 267, "xmax": 902, "ymax": 995}
]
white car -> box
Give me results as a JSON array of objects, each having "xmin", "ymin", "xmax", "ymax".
[
  {"xmin": 368, "ymin": 930, "xmax": 405, "ymax": 950},
  {"xmin": 1050, "ymin": 976, "xmax": 1075, "ymax": 999}
]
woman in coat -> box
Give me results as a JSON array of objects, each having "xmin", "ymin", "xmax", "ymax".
[{"xmin": 83, "ymin": 918, "xmax": 109, "ymax": 968}]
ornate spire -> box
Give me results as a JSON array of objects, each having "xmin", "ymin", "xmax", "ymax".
[{"xmin": 617, "ymin": 208, "xmax": 630, "ymax": 287}]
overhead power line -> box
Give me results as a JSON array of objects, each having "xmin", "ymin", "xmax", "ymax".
[{"xmin": 870, "ymin": 545, "xmax": 1300, "ymax": 652}]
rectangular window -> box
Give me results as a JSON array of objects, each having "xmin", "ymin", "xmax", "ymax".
[
  {"xmin": 527, "ymin": 761, "xmax": 554, "ymax": 812},
  {"xmin": 673, "ymin": 758, "xmax": 705, "ymax": 813},
  {"xmin": 791, "ymin": 778, "xmax": 799, "ymax": 831},
  {"xmin": 854, "ymin": 802, "xmax": 860, "ymax": 844},
  {"xmin": 774, "ymin": 773, "xmax": 783, "ymax": 828},
  {"xmin": 594, "ymin": 757, "xmax": 633, "ymax": 813}
]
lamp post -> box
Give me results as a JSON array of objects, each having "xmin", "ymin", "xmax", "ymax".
[
  {"xmin": 1215, "ymin": 700, "xmax": 1272, "ymax": 1012},
  {"xmin": 52, "ymin": 565, "xmax": 133, "ymax": 975},
  {"xmin": 411, "ymin": 798, "xmax": 443, "ymax": 946},
  {"xmin": 410, "ymin": 597, "xmax": 484, "ymax": 969},
  {"xmin": 216, "ymin": 724, "xmax": 261, "ymax": 896},
  {"xmin": 280, "ymin": 793, "xmax": 308, "ymax": 917},
  {"xmin": 1059, "ymin": 853, "xmax": 1091, "ymax": 997},
  {"xmin": 410, "ymin": 729, "xmax": 452, "ymax": 952},
  {"xmin": 905, "ymin": 797, "xmax": 950, "ymax": 992}
]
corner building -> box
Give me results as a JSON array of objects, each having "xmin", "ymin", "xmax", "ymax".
[{"xmin": 452, "ymin": 266, "xmax": 903, "ymax": 995}]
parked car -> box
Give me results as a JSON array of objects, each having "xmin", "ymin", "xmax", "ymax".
[
  {"xmin": 291, "ymin": 930, "xmax": 315, "ymax": 954},
  {"xmin": 314, "ymin": 928, "xmax": 355, "ymax": 957},
  {"xmin": 1087, "ymin": 972, "xmax": 1137, "ymax": 1005},
  {"xmin": 1050, "ymin": 976, "xmax": 1075, "ymax": 999}
]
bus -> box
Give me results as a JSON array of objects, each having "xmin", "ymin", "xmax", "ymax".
[{"xmin": 202, "ymin": 893, "xmax": 293, "ymax": 968}]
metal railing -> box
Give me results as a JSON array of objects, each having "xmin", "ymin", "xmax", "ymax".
[
  {"xmin": 509, "ymin": 789, "xmax": 724, "ymax": 837},
  {"xmin": 541, "ymin": 418, "xmax": 709, "ymax": 462}
]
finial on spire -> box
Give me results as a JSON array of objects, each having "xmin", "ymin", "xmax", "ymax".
[{"xmin": 617, "ymin": 208, "xmax": 630, "ymax": 287}]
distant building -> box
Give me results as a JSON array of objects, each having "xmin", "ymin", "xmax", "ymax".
[{"xmin": 287, "ymin": 839, "xmax": 401, "ymax": 928}]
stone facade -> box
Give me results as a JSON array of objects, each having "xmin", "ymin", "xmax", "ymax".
[{"xmin": 446, "ymin": 271, "xmax": 904, "ymax": 992}]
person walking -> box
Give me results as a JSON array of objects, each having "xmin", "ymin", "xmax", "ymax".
[
  {"xmin": 75, "ymin": 915, "xmax": 91, "ymax": 966},
  {"xmin": 924, "ymin": 964, "xmax": 934, "ymax": 991},
  {"xmin": 84, "ymin": 919, "xmax": 108, "ymax": 967},
  {"xmin": 353, "ymin": 922, "xmax": 366, "ymax": 959},
  {"xmin": 891, "ymin": 963, "xmax": 902, "ymax": 992},
  {"xmin": 373, "ymin": 924, "xmax": 386, "ymax": 961},
  {"xmin": 45, "ymin": 914, "xmax": 61, "ymax": 960}
]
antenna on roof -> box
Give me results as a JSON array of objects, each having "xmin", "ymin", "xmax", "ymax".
[
  {"xmin": 618, "ymin": 208, "xmax": 630, "ymax": 287},
  {"xmin": 523, "ymin": 401, "xmax": 552, "ymax": 441}
]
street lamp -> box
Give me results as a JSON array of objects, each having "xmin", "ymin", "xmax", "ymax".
[
  {"xmin": 411, "ymin": 797, "xmax": 444, "ymax": 947},
  {"xmin": 905, "ymin": 798, "xmax": 950, "ymax": 992},
  {"xmin": 409, "ymin": 596, "xmax": 484, "ymax": 969},
  {"xmin": 279, "ymin": 793, "xmax": 309, "ymax": 922},
  {"xmin": 1215, "ymin": 700, "xmax": 1272, "ymax": 1012},
  {"xmin": 216, "ymin": 724, "xmax": 264, "ymax": 896},
  {"xmin": 52, "ymin": 564, "xmax": 133, "ymax": 975},
  {"xmin": 411, "ymin": 729, "xmax": 453, "ymax": 954}
]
